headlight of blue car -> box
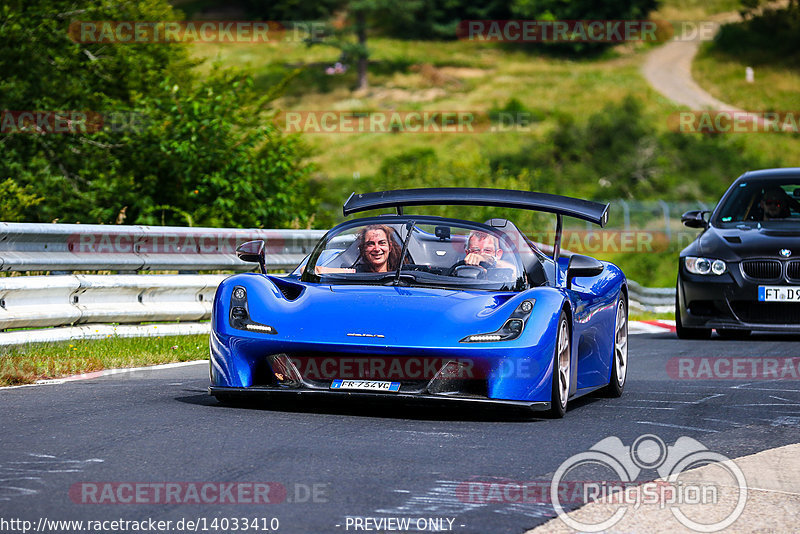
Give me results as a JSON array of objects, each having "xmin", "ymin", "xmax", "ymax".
[
  {"xmin": 685, "ymin": 257, "xmax": 727, "ymax": 275},
  {"xmin": 460, "ymin": 299, "xmax": 535, "ymax": 343}
]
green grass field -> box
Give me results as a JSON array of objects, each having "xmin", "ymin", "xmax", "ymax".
[
  {"xmin": 694, "ymin": 45, "xmax": 800, "ymax": 113},
  {"xmin": 190, "ymin": 4, "xmax": 799, "ymax": 185},
  {"xmin": 0, "ymin": 335, "xmax": 209, "ymax": 386}
]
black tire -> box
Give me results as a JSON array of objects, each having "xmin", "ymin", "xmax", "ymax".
[
  {"xmin": 716, "ymin": 328, "xmax": 751, "ymax": 339},
  {"xmin": 675, "ymin": 282, "xmax": 711, "ymax": 339},
  {"xmin": 603, "ymin": 298, "xmax": 628, "ymax": 398},
  {"xmin": 548, "ymin": 312, "xmax": 571, "ymax": 418}
]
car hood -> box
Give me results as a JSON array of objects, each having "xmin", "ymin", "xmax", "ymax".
[
  {"xmin": 245, "ymin": 281, "xmax": 554, "ymax": 349},
  {"xmin": 686, "ymin": 225, "xmax": 800, "ymax": 261}
]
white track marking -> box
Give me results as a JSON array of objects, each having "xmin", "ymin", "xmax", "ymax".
[{"xmin": 635, "ymin": 421, "xmax": 719, "ymax": 433}]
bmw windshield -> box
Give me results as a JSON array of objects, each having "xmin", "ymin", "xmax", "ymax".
[
  {"xmin": 714, "ymin": 178, "xmax": 800, "ymax": 229},
  {"xmin": 302, "ymin": 217, "xmax": 528, "ymax": 291}
]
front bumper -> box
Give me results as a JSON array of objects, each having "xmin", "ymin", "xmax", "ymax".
[
  {"xmin": 678, "ymin": 261, "xmax": 800, "ymax": 331},
  {"xmin": 209, "ymin": 385, "xmax": 551, "ymax": 412}
]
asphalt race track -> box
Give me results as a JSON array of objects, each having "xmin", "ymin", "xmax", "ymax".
[{"xmin": 3, "ymin": 332, "xmax": 800, "ymax": 534}]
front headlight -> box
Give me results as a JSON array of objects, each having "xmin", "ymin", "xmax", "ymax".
[
  {"xmin": 685, "ymin": 257, "xmax": 727, "ymax": 275},
  {"xmin": 460, "ymin": 299, "xmax": 535, "ymax": 343},
  {"xmin": 229, "ymin": 285, "xmax": 278, "ymax": 334}
]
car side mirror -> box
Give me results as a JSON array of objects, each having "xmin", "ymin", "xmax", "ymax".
[
  {"xmin": 236, "ymin": 240, "xmax": 266, "ymax": 274},
  {"xmin": 566, "ymin": 254, "xmax": 604, "ymax": 290},
  {"xmin": 681, "ymin": 210, "xmax": 709, "ymax": 229}
]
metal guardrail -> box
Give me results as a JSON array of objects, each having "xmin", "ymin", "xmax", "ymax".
[
  {"xmin": 0, "ymin": 223, "xmax": 676, "ymax": 344},
  {"xmin": 0, "ymin": 222, "xmax": 325, "ymax": 272},
  {"xmin": 0, "ymin": 274, "xmax": 225, "ymax": 330},
  {"xmin": 628, "ymin": 279, "xmax": 676, "ymax": 314}
]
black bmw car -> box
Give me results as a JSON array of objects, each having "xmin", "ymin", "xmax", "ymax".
[{"xmin": 677, "ymin": 168, "xmax": 800, "ymax": 339}]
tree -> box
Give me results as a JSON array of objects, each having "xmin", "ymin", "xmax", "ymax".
[
  {"xmin": 0, "ymin": 0, "xmax": 317, "ymax": 227},
  {"xmin": 304, "ymin": 0, "xmax": 416, "ymax": 90},
  {"xmin": 510, "ymin": 0, "xmax": 660, "ymax": 54}
]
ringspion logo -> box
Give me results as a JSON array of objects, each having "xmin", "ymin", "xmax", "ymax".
[{"xmin": 551, "ymin": 434, "xmax": 746, "ymax": 532}]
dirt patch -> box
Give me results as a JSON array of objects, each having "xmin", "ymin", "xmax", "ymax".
[{"xmin": 369, "ymin": 87, "xmax": 447, "ymax": 103}]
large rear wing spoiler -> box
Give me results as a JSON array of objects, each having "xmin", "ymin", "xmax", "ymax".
[
  {"xmin": 343, "ymin": 188, "xmax": 609, "ymax": 227},
  {"xmin": 343, "ymin": 188, "xmax": 610, "ymax": 272}
]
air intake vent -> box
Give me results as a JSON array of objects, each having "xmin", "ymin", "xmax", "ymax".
[
  {"xmin": 271, "ymin": 277, "xmax": 304, "ymax": 301},
  {"xmin": 788, "ymin": 261, "xmax": 800, "ymax": 281},
  {"xmin": 731, "ymin": 302, "xmax": 800, "ymax": 324},
  {"xmin": 741, "ymin": 260, "xmax": 781, "ymax": 280},
  {"xmin": 723, "ymin": 236, "xmax": 742, "ymax": 244}
]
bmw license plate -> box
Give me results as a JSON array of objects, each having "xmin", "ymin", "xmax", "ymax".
[
  {"xmin": 759, "ymin": 286, "xmax": 800, "ymax": 302},
  {"xmin": 330, "ymin": 379, "xmax": 401, "ymax": 392}
]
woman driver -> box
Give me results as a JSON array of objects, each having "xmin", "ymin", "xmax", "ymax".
[
  {"xmin": 355, "ymin": 225, "xmax": 402, "ymax": 272},
  {"xmin": 315, "ymin": 224, "xmax": 401, "ymax": 274}
]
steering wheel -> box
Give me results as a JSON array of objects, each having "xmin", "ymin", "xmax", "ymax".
[{"xmin": 447, "ymin": 260, "xmax": 493, "ymax": 279}]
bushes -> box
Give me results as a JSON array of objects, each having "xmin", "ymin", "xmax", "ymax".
[
  {"xmin": 0, "ymin": 0, "xmax": 316, "ymax": 228},
  {"xmin": 713, "ymin": 4, "xmax": 800, "ymax": 67},
  {"xmin": 488, "ymin": 95, "xmax": 770, "ymax": 201},
  {"xmin": 321, "ymin": 95, "xmax": 770, "ymax": 227}
]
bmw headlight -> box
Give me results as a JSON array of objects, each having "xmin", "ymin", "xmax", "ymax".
[{"xmin": 685, "ymin": 257, "xmax": 727, "ymax": 276}]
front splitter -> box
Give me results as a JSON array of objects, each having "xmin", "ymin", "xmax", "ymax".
[{"xmin": 209, "ymin": 386, "xmax": 550, "ymax": 412}]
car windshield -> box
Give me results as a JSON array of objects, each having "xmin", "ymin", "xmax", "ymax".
[
  {"xmin": 303, "ymin": 218, "xmax": 528, "ymax": 291},
  {"xmin": 714, "ymin": 179, "xmax": 800, "ymax": 227}
]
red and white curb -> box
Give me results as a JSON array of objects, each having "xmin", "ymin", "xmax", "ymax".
[
  {"xmin": 1, "ymin": 360, "xmax": 209, "ymax": 390},
  {"xmin": 630, "ymin": 320, "xmax": 676, "ymax": 334}
]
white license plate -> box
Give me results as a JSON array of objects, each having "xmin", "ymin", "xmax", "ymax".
[
  {"xmin": 330, "ymin": 379, "xmax": 401, "ymax": 392},
  {"xmin": 759, "ymin": 286, "xmax": 800, "ymax": 302}
]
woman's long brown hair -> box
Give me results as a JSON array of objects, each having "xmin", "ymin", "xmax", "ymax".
[{"xmin": 356, "ymin": 224, "xmax": 402, "ymax": 272}]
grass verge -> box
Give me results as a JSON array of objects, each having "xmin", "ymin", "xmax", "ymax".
[
  {"xmin": 693, "ymin": 44, "xmax": 800, "ymax": 114},
  {"xmin": 630, "ymin": 311, "xmax": 676, "ymax": 322},
  {"xmin": 0, "ymin": 334, "xmax": 208, "ymax": 387}
]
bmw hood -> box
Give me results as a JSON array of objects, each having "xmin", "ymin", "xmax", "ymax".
[{"xmin": 686, "ymin": 225, "xmax": 800, "ymax": 261}]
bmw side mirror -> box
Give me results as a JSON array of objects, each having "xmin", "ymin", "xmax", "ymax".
[
  {"xmin": 681, "ymin": 210, "xmax": 709, "ymax": 229},
  {"xmin": 566, "ymin": 254, "xmax": 604, "ymax": 290},
  {"xmin": 236, "ymin": 240, "xmax": 266, "ymax": 274}
]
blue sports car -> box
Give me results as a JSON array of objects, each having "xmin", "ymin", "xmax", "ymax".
[{"xmin": 209, "ymin": 188, "xmax": 628, "ymax": 417}]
